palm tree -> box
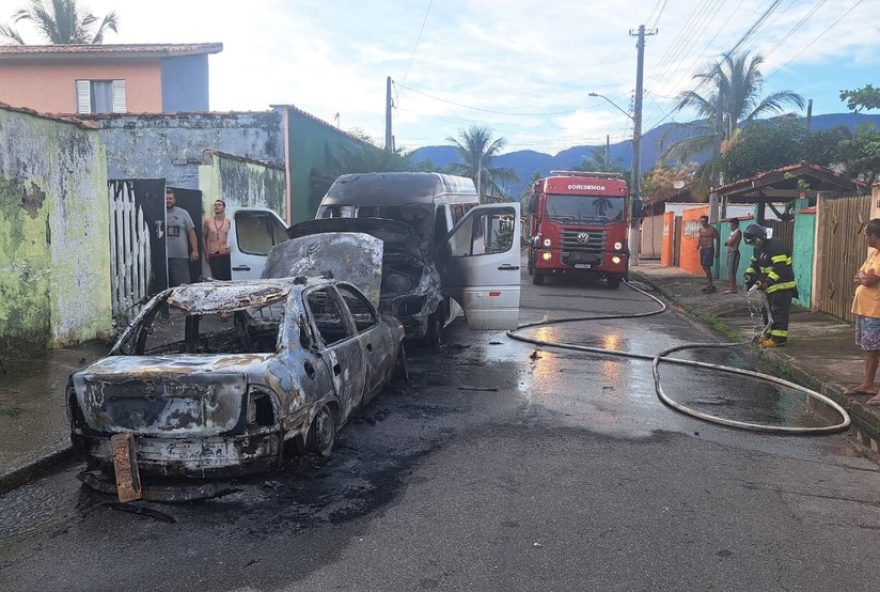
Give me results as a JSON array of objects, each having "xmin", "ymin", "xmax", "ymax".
[
  {"xmin": 574, "ymin": 146, "xmax": 625, "ymax": 174},
  {"xmin": 0, "ymin": 0, "xmax": 118, "ymax": 45},
  {"xmin": 661, "ymin": 51, "xmax": 804, "ymax": 183},
  {"xmin": 446, "ymin": 125, "xmax": 517, "ymax": 201}
]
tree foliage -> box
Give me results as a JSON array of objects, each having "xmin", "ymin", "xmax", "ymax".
[
  {"xmin": 0, "ymin": 0, "xmax": 118, "ymax": 45},
  {"xmin": 837, "ymin": 123, "xmax": 880, "ymax": 185},
  {"xmin": 839, "ymin": 84, "xmax": 880, "ymax": 113},
  {"xmin": 309, "ymin": 142, "xmax": 432, "ymax": 212},
  {"xmin": 574, "ymin": 146, "xmax": 625, "ymax": 174},
  {"xmin": 446, "ymin": 125, "xmax": 517, "ymax": 201},
  {"xmin": 661, "ymin": 51, "xmax": 804, "ymax": 185}
]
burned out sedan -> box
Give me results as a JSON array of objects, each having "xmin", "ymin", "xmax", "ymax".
[{"xmin": 68, "ymin": 277, "xmax": 405, "ymax": 492}]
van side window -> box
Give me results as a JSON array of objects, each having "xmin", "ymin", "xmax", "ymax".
[{"xmin": 451, "ymin": 205, "xmax": 465, "ymax": 225}]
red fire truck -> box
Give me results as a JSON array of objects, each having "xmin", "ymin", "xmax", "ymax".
[{"xmin": 527, "ymin": 171, "xmax": 629, "ymax": 288}]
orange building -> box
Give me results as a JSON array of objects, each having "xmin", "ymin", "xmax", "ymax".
[{"xmin": 0, "ymin": 43, "xmax": 222, "ymax": 114}]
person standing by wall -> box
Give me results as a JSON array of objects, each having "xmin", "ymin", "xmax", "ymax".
[
  {"xmin": 203, "ymin": 199, "xmax": 232, "ymax": 281},
  {"xmin": 848, "ymin": 218, "xmax": 880, "ymax": 404},
  {"xmin": 697, "ymin": 215, "xmax": 719, "ymax": 293},
  {"xmin": 724, "ymin": 218, "xmax": 742, "ymax": 294},
  {"xmin": 165, "ymin": 188, "xmax": 199, "ymax": 287}
]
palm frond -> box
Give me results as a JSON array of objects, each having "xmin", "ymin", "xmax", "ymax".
[
  {"xmin": 0, "ymin": 22, "xmax": 25, "ymax": 44},
  {"xmin": 744, "ymin": 90, "xmax": 805, "ymax": 122},
  {"xmin": 90, "ymin": 10, "xmax": 116, "ymax": 44}
]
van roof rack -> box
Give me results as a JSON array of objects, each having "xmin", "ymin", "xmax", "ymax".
[{"xmin": 549, "ymin": 170, "xmax": 625, "ymax": 180}]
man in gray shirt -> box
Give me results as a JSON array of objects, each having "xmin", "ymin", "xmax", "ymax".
[{"xmin": 165, "ymin": 188, "xmax": 199, "ymax": 286}]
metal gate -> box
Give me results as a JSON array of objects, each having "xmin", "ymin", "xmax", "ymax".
[
  {"xmin": 108, "ymin": 180, "xmax": 167, "ymax": 321},
  {"xmin": 815, "ymin": 194, "xmax": 872, "ymax": 321}
]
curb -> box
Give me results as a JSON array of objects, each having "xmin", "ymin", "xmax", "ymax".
[
  {"xmin": 631, "ymin": 270, "xmax": 880, "ymax": 445},
  {"xmin": 0, "ymin": 446, "xmax": 72, "ymax": 496}
]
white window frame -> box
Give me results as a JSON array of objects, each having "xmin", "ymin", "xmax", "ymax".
[{"xmin": 75, "ymin": 79, "xmax": 126, "ymax": 114}]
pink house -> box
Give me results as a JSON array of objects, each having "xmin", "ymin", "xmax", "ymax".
[{"xmin": 0, "ymin": 42, "xmax": 223, "ymax": 114}]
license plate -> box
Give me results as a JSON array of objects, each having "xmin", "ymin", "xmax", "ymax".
[
  {"xmin": 575, "ymin": 264, "xmax": 592, "ymax": 269},
  {"xmin": 111, "ymin": 432, "xmax": 143, "ymax": 503}
]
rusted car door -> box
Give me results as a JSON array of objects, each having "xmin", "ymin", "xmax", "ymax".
[
  {"xmin": 305, "ymin": 286, "xmax": 368, "ymax": 422},
  {"xmin": 336, "ymin": 283, "xmax": 395, "ymax": 402}
]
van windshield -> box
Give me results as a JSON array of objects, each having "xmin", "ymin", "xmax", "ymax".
[
  {"xmin": 546, "ymin": 194, "xmax": 625, "ymax": 225},
  {"xmin": 318, "ymin": 204, "xmax": 435, "ymax": 240}
]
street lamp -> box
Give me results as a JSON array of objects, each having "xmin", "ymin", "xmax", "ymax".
[{"xmin": 589, "ymin": 92, "xmax": 642, "ymax": 267}]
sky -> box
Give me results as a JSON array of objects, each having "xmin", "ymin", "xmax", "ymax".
[{"xmin": 0, "ymin": 0, "xmax": 876, "ymax": 155}]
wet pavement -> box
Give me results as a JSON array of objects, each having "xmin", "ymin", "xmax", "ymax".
[{"xmin": 1, "ymin": 272, "xmax": 879, "ymax": 591}]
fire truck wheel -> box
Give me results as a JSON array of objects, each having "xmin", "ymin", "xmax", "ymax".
[
  {"xmin": 533, "ymin": 271, "xmax": 545, "ymax": 285},
  {"xmin": 606, "ymin": 276, "xmax": 622, "ymax": 289}
]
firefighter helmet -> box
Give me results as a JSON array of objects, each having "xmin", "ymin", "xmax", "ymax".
[{"xmin": 743, "ymin": 223, "xmax": 767, "ymax": 245}]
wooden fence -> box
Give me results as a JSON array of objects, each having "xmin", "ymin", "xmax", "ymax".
[
  {"xmin": 814, "ymin": 194, "xmax": 872, "ymax": 321},
  {"xmin": 767, "ymin": 219, "xmax": 794, "ymax": 252},
  {"xmin": 109, "ymin": 181, "xmax": 152, "ymax": 322}
]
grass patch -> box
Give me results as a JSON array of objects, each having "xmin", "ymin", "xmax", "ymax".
[
  {"xmin": 0, "ymin": 404, "xmax": 24, "ymax": 417},
  {"xmin": 697, "ymin": 313, "xmax": 745, "ymax": 342}
]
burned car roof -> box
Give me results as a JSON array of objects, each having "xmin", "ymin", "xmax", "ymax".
[
  {"xmin": 166, "ymin": 278, "xmax": 321, "ymax": 314},
  {"xmin": 288, "ymin": 217, "xmax": 424, "ymax": 258},
  {"xmin": 322, "ymin": 172, "xmax": 476, "ymax": 206}
]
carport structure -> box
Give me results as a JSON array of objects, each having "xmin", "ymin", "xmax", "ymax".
[{"xmin": 712, "ymin": 161, "xmax": 865, "ymax": 224}]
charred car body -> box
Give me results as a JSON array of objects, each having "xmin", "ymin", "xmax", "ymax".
[{"xmin": 68, "ymin": 278, "xmax": 405, "ymax": 487}]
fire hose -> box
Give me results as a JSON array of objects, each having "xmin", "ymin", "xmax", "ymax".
[{"xmin": 506, "ymin": 280, "xmax": 851, "ymax": 434}]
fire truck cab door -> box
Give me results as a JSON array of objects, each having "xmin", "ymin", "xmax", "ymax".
[{"xmin": 440, "ymin": 204, "xmax": 521, "ymax": 330}]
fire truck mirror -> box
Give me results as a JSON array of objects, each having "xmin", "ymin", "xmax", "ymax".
[{"xmin": 526, "ymin": 195, "xmax": 536, "ymax": 214}]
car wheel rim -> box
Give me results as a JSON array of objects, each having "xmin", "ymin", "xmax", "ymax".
[{"xmin": 314, "ymin": 409, "xmax": 334, "ymax": 456}]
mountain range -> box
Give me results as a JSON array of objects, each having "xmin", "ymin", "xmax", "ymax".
[{"xmin": 411, "ymin": 113, "xmax": 880, "ymax": 197}]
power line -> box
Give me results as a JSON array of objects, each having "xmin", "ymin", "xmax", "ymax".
[
  {"xmin": 649, "ymin": 0, "xmax": 668, "ymax": 29},
  {"xmin": 727, "ymin": 0, "xmax": 783, "ymax": 55},
  {"xmin": 763, "ymin": 0, "xmax": 828, "ymax": 62},
  {"xmin": 401, "ymin": 0, "xmax": 433, "ymax": 86},
  {"xmin": 765, "ymin": 0, "xmax": 864, "ymax": 82},
  {"xmin": 394, "ymin": 81, "xmax": 579, "ymax": 116}
]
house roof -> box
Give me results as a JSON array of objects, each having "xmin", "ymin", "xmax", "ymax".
[
  {"xmin": 270, "ymin": 103, "xmax": 375, "ymax": 147},
  {"xmin": 0, "ymin": 101, "xmax": 98, "ymax": 129},
  {"xmin": 0, "ymin": 43, "xmax": 223, "ymax": 61},
  {"xmin": 712, "ymin": 162, "xmax": 866, "ymax": 201}
]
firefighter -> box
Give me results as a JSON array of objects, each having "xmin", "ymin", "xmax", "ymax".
[{"xmin": 742, "ymin": 223, "xmax": 798, "ymax": 347}]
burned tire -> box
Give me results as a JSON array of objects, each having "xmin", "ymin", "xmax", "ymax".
[
  {"xmin": 606, "ymin": 276, "xmax": 622, "ymax": 289},
  {"xmin": 307, "ymin": 405, "xmax": 336, "ymax": 458},
  {"xmin": 533, "ymin": 271, "xmax": 545, "ymax": 285},
  {"xmin": 423, "ymin": 309, "xmax": 443, "ymax": 349},
  {"xmin": 392, "ymin": 344, "xmax": 410, "ymax": 384}
]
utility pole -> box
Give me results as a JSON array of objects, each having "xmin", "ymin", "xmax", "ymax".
[
  {"xmin": 385, "ymin": 76, "xmax": 393, "ymax": 151},
  {"xmin": 629, "ymin": 24, "xmax": 656, "ymax": 267},
  {"xmin": 605, "ymin": 134, "xmax": 610, "ymax": 168},
  {"xmin": 806, "ymin": 98, "xmax": 813, "ymax": 132}
]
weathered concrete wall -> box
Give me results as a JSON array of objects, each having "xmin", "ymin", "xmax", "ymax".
[
  {"xmin": 88, "ymin": 111, "xmax": 284, "ymax": 189},
  {"xmin": 0, "ymin": 107, "xmax": 111, "ymax": 353},
  {"xmin": 199, "ymin": 150, "xmax": 286, "ymax": 221}
]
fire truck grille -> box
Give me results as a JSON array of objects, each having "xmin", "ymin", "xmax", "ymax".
[{"xmin": 561, "ymin": 229, "xmax": 607, "ymax": 253}]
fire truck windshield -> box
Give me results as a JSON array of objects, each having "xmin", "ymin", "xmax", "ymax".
[{"xmin": 546, "ymin": 194, "xmax": 625, "ymax": 225}]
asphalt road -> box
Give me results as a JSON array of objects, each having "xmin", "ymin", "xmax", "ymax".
[{"xmin": 2, "ymin": 272, "xmax": 879, "ymax": 592}]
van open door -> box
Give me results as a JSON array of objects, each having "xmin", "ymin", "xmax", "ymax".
[
  {"xmin": 228, "ymin": 208, "xmax": 289, "ymax": 280},
  {"xmin": 440, "ymin": 203, "xmax": 521, "ymax": 330}
]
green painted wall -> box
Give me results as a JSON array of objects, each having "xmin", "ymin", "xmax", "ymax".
[
  {"xmin": 286, "ymin": 109, "xmax": 369, "ymax": 223},
  {"xmin": 199, "ymin": 152, "xmax": 287, "ymax": 219},
  {"xmin": 0, "ymin": 109, "xmax": 110, "ymax": 354},
  {"xmin": 716, "ymin": 223, "xmax": 750, "ymax": 287},
  {"xmin": 792, "ymin": 211, "xmax": 816, "ymax": 309}
]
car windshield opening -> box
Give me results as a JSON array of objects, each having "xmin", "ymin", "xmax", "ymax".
[
  {"xmin": 546, "ymin": 194, "xmax": 625, "ymax": 225},
  {"xmin": 117, "ymin": 300, "xmax": 285, "ymax": 355},
  {"xmin": 318, "ymin": 203, "xmax": 435, "ymax": 240}
]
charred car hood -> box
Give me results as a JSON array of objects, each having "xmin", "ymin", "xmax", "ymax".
[{"xmin": 288, "ymin": 218, "xmax": 425, "ymax": 259}]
